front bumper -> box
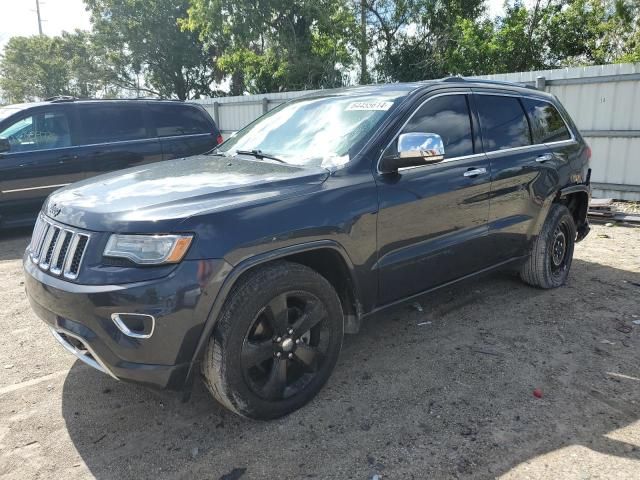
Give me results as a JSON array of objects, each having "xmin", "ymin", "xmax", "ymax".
[{"xmin": 24, "ymin": 255, "xmax": 230, "ymax": 390}]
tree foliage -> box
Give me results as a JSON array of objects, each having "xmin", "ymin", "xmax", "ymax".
[
  {"xmin": 182, "ymin": 0, "xmax": 357, "ymax": 94},
  {"xmin": 0, "ymin": 32, "xmax": 110, "ymax": 103},
  {"xmin": 84, "ymin": 0, "xmax": 215, "ymax": 99},
  {"xmin": 3, "ymin": 0, "xmax": 640, "ymax": 102}
]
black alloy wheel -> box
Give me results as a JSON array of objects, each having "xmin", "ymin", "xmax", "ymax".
[
  {"xmin": 241, "ymin": 290, "xmax": 331, "ymax": 401},
  {"xmin": 202, "ymin": 261, "xmax": 343, "ymax": 419}
]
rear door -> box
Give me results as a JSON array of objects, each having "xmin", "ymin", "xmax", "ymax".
[
  {"xmin": 375, "ymin": 90, "xmax": 493, "ymax": 305},
  {"xmin": 149, "ymin": 103, "xmax": 218, "ymax": 159},
  {"xmin": 75, "ymin": 103, "xmax": 162, "ymax": 179},
  {"xmin": 520, "ymin": 96, "xmax": 580, "ymax": 175},
  {"xmin": 0, "ymin": 106, "xmax": 85, "ymax": 225},
  {"xmin": 473, "ymin": 91, "xmax": 555, "ymax": 262}
]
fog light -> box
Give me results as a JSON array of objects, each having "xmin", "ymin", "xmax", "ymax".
[{"xmin": 111, "ymin": 313, "xmax": 155, "ymax": 339}]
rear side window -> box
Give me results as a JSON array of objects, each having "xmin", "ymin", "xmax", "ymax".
[
  {"xmin": 521, "ymin": 98, "xmax": 572, "ymax": 144},
  {"xmin": 78, "ymin": 105, "xmax": 147, "ymax": 144},
  {"xmin": 149, "ymin": 104, "xmax": 213, "ymax": 137},
  {"xmin": 475, "ymin": 95, "xmax": 531, "ymax": 151},
  {"xmin": 397, "ymin": 94, "xmax": 474, "ymax": 159},
  {"xmin": 0, "ymin": 110, "xmax": 71, "ymax": 152}
]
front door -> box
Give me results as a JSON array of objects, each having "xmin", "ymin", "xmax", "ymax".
[
  {"xmin": 375, "ymin": 91, "xmax": 492, "ymax": 305},
  {"xmin": 0, "ymin": 106, "xmax": 85, "ymax": 226}
]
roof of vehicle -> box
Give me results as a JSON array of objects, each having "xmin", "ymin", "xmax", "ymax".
[{"xmin": 297, "ymin": 77, "xmax": 553, "ymax": 102}]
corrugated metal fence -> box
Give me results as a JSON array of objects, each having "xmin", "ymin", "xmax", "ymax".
[{"xmin": 193, "ymin": 63, "xmax": 640, "ymax": 201}]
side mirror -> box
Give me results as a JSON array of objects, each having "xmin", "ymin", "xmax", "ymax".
[
  {"xmin": 0, "ymin": 138, "xmax": 10, "ymax": 154},
  {"xmin": 379, "ymin": 132, "xmax": 445, "ymax": 173}
]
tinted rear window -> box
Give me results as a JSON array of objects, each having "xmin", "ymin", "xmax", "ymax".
[
  {"xmin": 78, "ymin": 105, "xmax": 148, "ymax": 144},
  {"xmin": 149, "ymin": 104, "xmax": 213, "ymax": 137},
  {"xmin": 521, "ymin": 98, "xmax": 572, "ymax": 143},
  {"xmin": 475, "ymin": 95, "xmax": 531, "ymax": 151}
]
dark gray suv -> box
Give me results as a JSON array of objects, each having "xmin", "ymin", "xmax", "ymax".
[{"xmin": 24, "ymin": 79, "xmax": 591, "ymax": 419}]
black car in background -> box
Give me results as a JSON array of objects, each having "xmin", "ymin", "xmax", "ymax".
[{"xmin": 0, "ymin": 98, "xmax": 222, "ymax": 228}]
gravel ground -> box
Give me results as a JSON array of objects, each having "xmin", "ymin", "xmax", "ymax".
[{"xmin": 1, "ymin": 224, "xmax": 639, "ymax": 480}]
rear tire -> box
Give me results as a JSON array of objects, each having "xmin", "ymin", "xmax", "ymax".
[
  {"xmin": 202, "ymin": 261, "xmax": 343, "ymax": 419},
  {"xmin": 520, "ymin": 203, "xmax": 577, "ymax": 289}
]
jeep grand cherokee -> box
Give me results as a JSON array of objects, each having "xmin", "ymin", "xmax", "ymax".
[{"xmin": 23, "ymin": 78, "xmax": 591, "ymax": 419}]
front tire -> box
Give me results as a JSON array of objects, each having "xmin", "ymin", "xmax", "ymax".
[
  {"xmin": 520, "ymin": 203, "xmax": 577, "ymax": 289},
  {"xmin": 202, "ymin": 261, "xmax": 343, "ymax": 419}
]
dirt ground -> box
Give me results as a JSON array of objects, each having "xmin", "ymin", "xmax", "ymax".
[{"xmin": 0, "ymin": 224, "xmax": 639, "ymax": 480}]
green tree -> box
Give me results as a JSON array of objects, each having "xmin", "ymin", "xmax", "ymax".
[
  {"xmin": 84, "ymin": 0, "xmax": 215, "ymax": 99},
  {"xmin": 0, "ymin": 32, "xmax": 110, "ymax": 103},
  {"xmin": 183, "ymin": 0, "xmax": 356, "ymax": 94},
  {"xmin": 363, "ymin": 0, "xmax": 486, "ymax": 82},
  {"xmin": 0, "ymin": 36, "xmax": 70, "ymax": 102}
]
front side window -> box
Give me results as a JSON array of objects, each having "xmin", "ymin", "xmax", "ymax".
[
  {"xmin": 475, "ymin": 95, "xmax": 531, "ymax": 151},
  {"xmin": 217, "ymin": 93, "xmax": 406, "ymax": 168},
  {"xmin": 150, "ymin": 104, "xmax": 213, "ymax": 137},
  {"xmin": 78, "ymin": 105, "xmax": 147, "ymax": 144},
  {"xmin": 386, "ymin": 94, "xmax": 475, "ymax": 159},
  {"xmin": 0, "ymin": 110, "xmax": 71, "ymax": 153},
  {"xmin": 521, "ymin": 98, "xmax": 572, "ymax": 144}
]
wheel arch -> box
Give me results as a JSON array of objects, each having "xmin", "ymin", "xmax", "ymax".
[
  {"xmin": 188, "ymin": 240, "xmax": 362, "ymax": 371},
  {"xmin": 556, "ymin": 184, "xmax": 590, "ymax": 241}
]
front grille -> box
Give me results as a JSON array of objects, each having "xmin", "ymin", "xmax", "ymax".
[{"xmin": 28, "ymin": 215, "xmax": 90, "ymax": 280}]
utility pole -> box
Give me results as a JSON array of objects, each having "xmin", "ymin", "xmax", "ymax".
[
  {"xmin": 35, "ymin": 0, "xmax": 43, "ymax": 35},
  {"xmin": 360, "ymin": 0, "xmax": 369, "ymax": 84}
]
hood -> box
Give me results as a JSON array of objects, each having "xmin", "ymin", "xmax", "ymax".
[{"xmin": 45, "ymin": 155, "xmax": 329, "ymax": 232}]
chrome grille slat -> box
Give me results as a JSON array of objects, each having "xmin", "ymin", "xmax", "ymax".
[
  {"xmin": 40, "ymin": 226, "xmax": 61, "ymax": 269},
  {"xmin": 63, "ymin": 234, "xmax": 89, "ymax": 280},
  {"xmin": 50, "ymin": 230, "xmax": 72, "ymax": 275},
  {"xmin": 31, "ymin": 217, "xmax": 49, "ymax": 261},
  {"xmin": 29, "ymin": 217, "xmax": 45, "ymax": 254},
  {"xmin": 38, "ymin": 226, "xmax": 57, "ymax": 268},
  {"xmin": 27, "ymin": 216, "xmax": 91, "ymax": 280}
]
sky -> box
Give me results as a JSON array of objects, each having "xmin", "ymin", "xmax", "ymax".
[
  {"xmin": 0, "ymin": 0, "xmax": 91, "ymax": 52},
  {"xmin": 0, "ymin": 0, "xmax": 508, "ymax": 53}
]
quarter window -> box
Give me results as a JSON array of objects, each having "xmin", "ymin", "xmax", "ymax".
[
  {"xmin": 475, "ymin": 95, "xmax": 531, "ymax": 151},
  {"xmin": 0, "ymin": 111, "xmax": 71, "ymax": 153},
  {"xmin": 78, "ymin": 105, "xmax": 148, "ymax": 144},
  {"xmin": 392, "ymin": 94, "xmax": 474, "ymax": 159},
  {"xmin": 521, "ymin": 98, "xmax": 572, "ymax": 144},
  {"xmin": 149, "ymin": 104, "xmax": 213, "ymax": 137}
]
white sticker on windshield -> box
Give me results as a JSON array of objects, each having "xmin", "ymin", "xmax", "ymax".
[{"xmin": 346, "ymin": 101, "xmax": 393, "ymax": 111}]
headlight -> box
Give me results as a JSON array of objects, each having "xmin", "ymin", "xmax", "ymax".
[{"xmin": 104, "ymin": 234, "xmax": 193, "ymax": 265}]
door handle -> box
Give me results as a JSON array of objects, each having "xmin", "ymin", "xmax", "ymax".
[
  {"xmin": 463, "ymin": 167, "xmax": 487, "ymax": 177},
  {"xmin": 536, "ymin": 153, "xmax": 554, "ymax": 163},
  {"xmin": 58, "ymin": 154, "xmax": 79, "ymax": 163}
]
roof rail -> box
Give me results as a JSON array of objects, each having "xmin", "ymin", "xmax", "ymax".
[
  {"xmin": 441, "ymin": 76, "xmax": 466, "ymax": 83},
  {"xmin": 438, "ymin": 76, "xmax": 538, "ymax": 90},
  {"xmin": 93, "ymin": 97, "xmax": 183, "ymax": 102},
  {"xmin": 45, "ymin": 96, "xmax": 184, "ymax": 103},
  {"xmin": 45, "ymin": 95, "xmax": 78, "ymax": 103}
]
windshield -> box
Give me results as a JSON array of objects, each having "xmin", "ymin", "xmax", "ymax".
[
  {"xmin": 217, "ymin": 93, "xmax": 406, "ymax": 168},
  {"xmin": 0, "ymin": 107, "xmax": 19, "ymax": 123}
]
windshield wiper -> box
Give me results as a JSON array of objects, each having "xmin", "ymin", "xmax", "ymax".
[{"xmin": 235, "ymin": 149, "xmax": 286, "ymax": 164}]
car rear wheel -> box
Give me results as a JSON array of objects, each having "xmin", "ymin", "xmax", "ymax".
[
  {"xmin": 202, "ymin": 261, "xmax": 343, "ymax": 419},
  {"xmin": 520, "ymin": 203, "xmax": 577, "ymax": 289}
]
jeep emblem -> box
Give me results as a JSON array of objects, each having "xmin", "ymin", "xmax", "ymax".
[{"xmin": 48, "ymin": 203, "xmax": 62, "ymax": 217}]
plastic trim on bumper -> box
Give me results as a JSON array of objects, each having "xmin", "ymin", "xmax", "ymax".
[{"xmin": 49, "ymin": 326, "xmax": 119, "ymax": 380}]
